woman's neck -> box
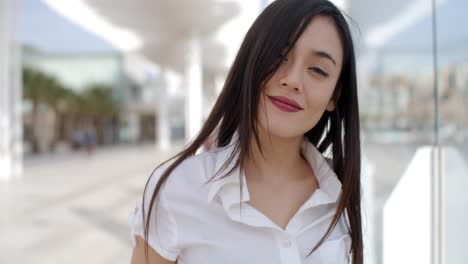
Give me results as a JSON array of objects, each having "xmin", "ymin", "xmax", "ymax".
[{"xmin": 243, "ymin": 129, "xmax": 308, "ymax": 185}]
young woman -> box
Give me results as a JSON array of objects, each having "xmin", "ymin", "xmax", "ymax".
[{"xmin": 129, "ymin": 0, "xmax": 362, "ymax": 263}]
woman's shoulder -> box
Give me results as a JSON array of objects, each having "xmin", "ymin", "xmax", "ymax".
[
  {"xmin": 147, "ymin": 147, "xmax": 225, "ymax": 195},
  {"xmin": 172, "ymin": 148, "xmax": 222, "ymax": 180}
]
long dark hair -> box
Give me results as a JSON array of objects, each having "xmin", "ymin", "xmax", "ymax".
[{"xmin": 142, "ymin": 0, "xmax": 362, "ymax": 263}]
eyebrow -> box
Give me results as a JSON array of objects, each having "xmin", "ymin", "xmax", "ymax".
[{"xmin": 311, "ymin": 50, "xmax": 337, "ymax": 66}]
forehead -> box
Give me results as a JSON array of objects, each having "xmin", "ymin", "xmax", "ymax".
[{"xmin": 293, "ymin": 16, "xmax": 343, "ymax": 66}]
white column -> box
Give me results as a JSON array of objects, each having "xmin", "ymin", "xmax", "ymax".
[
  {"xmin": 0, "ymin": 0, "xmax": 22, "ymax": 181},
  {"xmin": 127, "ymin": 111, "xmax": 140, "ymax": 143},
  {"xmin": 156, "ymin": 69, "xmax": 171, "ymax": 150},
  {"xmin": 184, "ymin": 33, "xmax": 203, "ymax": 143}
]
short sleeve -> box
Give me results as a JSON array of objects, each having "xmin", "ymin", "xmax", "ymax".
[{"xmin": 128, "ymin": 166, "xmax": 180, "ymax": 261}]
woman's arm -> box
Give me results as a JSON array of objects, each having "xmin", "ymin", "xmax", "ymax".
[{"xmin": 131, "ymin": 235, "xmax": 176, "ymax": 264}]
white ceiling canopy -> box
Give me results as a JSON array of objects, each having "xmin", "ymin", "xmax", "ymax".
[{"xmin": 43, "ymin": 0, "xmax": 240, "ymax": 73}]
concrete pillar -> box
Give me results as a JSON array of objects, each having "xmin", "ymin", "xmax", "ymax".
[
  {"xmin": 156, "ymin": 69, "xmax": 172, "ymax": 150},
  {"xmin": 184, "ymin": 33, "xmax": 203, "ymax": 143},
  {"xmin": 127, "ymin": 111, "xmax": 140, "ymax": 143},
  {"xmin": 0, "ymin": 0, "xmax": 22, "ymax": 181}
]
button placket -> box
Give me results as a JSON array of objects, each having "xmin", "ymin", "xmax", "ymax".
[
  {"xmin": 282, "ymin": 235, "xmax": 292, "ymax": 248},
  {"xmin": 277, "ymin": 232, "xmax": 302, "ymax": 264}
]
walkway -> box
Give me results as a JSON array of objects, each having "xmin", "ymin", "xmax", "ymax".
[{"xmin": 0, "ymin": 144, "xmax": 181, "ymax": 264}]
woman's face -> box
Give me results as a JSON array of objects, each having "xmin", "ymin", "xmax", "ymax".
[{"xmin": 257, "ymin": 15, "xmax": 343, "ymax": 139}]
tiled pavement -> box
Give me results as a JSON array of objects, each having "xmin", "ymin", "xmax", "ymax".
[{"xmin": 0, "ymin": 144, "xmax": 181, "ymax": 264}]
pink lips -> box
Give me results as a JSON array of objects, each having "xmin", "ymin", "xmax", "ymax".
[{"xmin": 268, "ymin": 96, "xmax": 303, "ymax": 113}]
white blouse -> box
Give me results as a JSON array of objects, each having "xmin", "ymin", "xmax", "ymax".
[{"xmin": 128, "ymin": 136, "xmax": 352, "ymax": 264}]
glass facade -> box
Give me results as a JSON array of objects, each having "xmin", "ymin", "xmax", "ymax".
[
  {"xmin": 353, "ymin": 0, "xmax": 468, "ymax": 262},
  {"xmin": 437, "ymin": 0, "xmax": 468, "ymax": 262}
]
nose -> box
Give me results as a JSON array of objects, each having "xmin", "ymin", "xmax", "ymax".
[{"xmin": 279, "ymin": 63, "xmax": 303, "ymax": 92}]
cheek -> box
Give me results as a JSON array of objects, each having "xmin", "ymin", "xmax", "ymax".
[{"xmin": 303, "ymin": 86, "xmax": 334, "ymax": 110}]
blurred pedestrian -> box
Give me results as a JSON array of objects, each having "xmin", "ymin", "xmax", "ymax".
[
  {"xmin": 82, "ymin": 125, "xmax": 96, "ymax": 156},
  {"xmin": 71, "ymin": 129, "xmax": 83, "ymax": 150}
]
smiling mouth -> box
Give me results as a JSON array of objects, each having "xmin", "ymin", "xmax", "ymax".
[{"xmin": 267, "ymin": 96, "xmax": 303, "ymax": 113}]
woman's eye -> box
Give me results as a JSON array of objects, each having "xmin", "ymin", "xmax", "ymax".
[{"xmin": 309, "ymin": 67, "xmax": 328, "ymax": 77}]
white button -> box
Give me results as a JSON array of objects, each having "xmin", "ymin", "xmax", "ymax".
[{"xmin": 282, "ymin": 238, "xmax": 292, "ymax": 248}]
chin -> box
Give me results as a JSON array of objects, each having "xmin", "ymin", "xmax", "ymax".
[{"xmin": 259, "ymin": 122, "xmax": 307, "ymax": 140}]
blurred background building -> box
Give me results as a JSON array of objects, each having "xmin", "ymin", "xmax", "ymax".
[{"xmin": 0, "ymin": 0, "xmax": 467, "ymax": 263}]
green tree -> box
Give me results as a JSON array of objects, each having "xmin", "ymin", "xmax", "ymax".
[
  {"xmin": 23, "ymin": 66, "xmax": 121, "ymax": 152},
  {"xmin": 22, "ymin": 66, "xmax": 64, "ymax": 152},
  {"xmin": 80, "ymin": 83, "xmax": 119, "ymax": 144}
]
